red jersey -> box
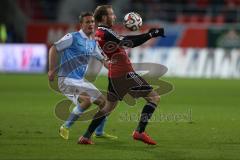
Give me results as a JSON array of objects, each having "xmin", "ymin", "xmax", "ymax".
[{"xmin": 95, "ymin": 26, "xmax": 134, "ymax": 78}]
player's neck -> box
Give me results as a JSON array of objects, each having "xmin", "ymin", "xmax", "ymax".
[
  {"xmin": 98, "ymin": 23, "xmax": 110, "ymax": 28},
  {"xmin": 81, "ymin": 30, "xmax": 92, "ymax": 39},
  {"xmin": 85, "ymin": 33, "xmax": 92, "ymax": 39}
]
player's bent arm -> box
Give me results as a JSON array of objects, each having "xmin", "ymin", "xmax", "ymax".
[
  {"xmin": 48, "ymin": 33, "xmax": 73, "ymax": 81},
  {"xmin": 101, "ymin": 59, "xmax": 109, "ymax": 69},
  {"xmin": 93, "ymin": 42, "xmax": 109, "ymax": 69},
  {"xmin": 48, "ymin": 45, "xmax": 58, "ymax": 81}
]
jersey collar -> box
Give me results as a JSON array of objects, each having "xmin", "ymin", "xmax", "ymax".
[
  {"xmin": 98, "ymin": 24, "xmax": 111, "ymax": 29},
  {"xmin": 79, "ymin": 29, "xmax": 92, "ymax": 40}
]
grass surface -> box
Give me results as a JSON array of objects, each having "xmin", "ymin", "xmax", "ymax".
[{"xmin": 0, "ymin": 74, "xmax": 239, "ymax": 160}]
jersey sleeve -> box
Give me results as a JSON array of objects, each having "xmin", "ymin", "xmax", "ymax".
[
  {"xmin": 54, "ymin": 33, "xmax": 73, "ymax": 52},
  {"xmin": 104, "ymin": 28, "xmax": 150, "ymax": 48}
]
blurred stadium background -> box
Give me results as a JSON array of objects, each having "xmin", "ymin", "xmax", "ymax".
[
  {"xmin": 1, "ymin": 0, "xmax": 240, "ymax": 77},
  {"xmin": 0, "ymin": 0, "xmax": 240, "ymax": 160}
]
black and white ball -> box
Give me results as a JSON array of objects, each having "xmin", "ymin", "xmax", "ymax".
[{"xmin": 123, "ymin": 12, "xmax": 142, "ymax": 31}]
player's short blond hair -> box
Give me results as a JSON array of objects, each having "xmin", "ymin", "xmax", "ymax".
[{"xmin": 94, "ymin": 5, "xmax": 112, "ymax": 23}]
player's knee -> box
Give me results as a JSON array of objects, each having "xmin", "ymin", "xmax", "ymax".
[
  {"xmin": 95, "ymin": 96, "xmax": 106, "ymax": 109},
  {"xmin": 99, "ymin": 98, "xmax": 106, "ymax": 108},
  {"xmin": 154, "ymin": 95, "xmax": 161, "ymax": 104},
  {"xmin": 145, "ymin": 91, "xmax": 160, "ymax": 105},
  {"xmin": 84, "ymin": 100, "xmax": 91, "ymax": 108},
  {"xmin": 102, "ymin": 104, "xmax": 115, "ymax": 115},
  {"xmin": 148, "ymin": 95, "xmax": 160, "ymax": 105},
  {"xmin": 79, "ymin": 97, "xmax": 91, "ymax": 109},
  {"xmin": 98, "ymin": 100, "xmax": 117, "ymax": 116}
]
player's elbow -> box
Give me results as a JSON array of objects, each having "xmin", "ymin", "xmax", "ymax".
[{"xmin": 121, "ymin": 38, "xmax": 135, "ymax": 48}]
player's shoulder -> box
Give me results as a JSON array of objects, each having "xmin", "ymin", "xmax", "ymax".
[
  {"xmin": 96, "ymin": 27, "xmax": 106, "ymax": 35},
  {"xmin": 54, "ymin": 32, "xmax": 74, "ymax": 51},
  {"xmin": 97, "ymin": 26, "xmax": 123, "ymax": 40},
  {"xmin": 71, "ymin": 31, "xmax": 83, "ymax": 38},
  {"xmin": 97, "ymin": 26, "xmax": 118, "ymax": 36},
  {"xmin": 55, "ymin": 33, "xmax": 73, "ymax": 43}
]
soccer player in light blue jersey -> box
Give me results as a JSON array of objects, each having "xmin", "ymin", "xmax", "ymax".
[{"xmin": 48, "ymin": 12, "xmax": 117, "ymax": 140}]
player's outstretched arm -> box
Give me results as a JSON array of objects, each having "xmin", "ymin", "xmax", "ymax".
[
  {"xmin": 48, "ymin": 45, "xmax": 58, "ymax": 81},
  {"xmin": 104, "ymin": 28, "xmax": 165, "ymax": 49},
  {"xmin": 122, "ymin": 28, "xmax": 166, "ymax": 48}
]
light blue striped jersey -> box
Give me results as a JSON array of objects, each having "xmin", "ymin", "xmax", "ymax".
[{"xmin": 54, "ymin": 30, "xmax": 104, "ymax": 79}]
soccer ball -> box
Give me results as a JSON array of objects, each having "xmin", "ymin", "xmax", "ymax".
[{"xmin": 123, "ymin": 12, "xmax": 142, "ymax": 31}]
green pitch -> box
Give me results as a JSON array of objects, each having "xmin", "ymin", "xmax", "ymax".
[{"xmin": 0, "ymin": 74, "xmax": 239, "ymax": 160}]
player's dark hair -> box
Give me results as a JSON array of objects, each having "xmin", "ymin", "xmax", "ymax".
[
  {"xmin": 79, "ymin": 12, "xmax": 94, "ymax": 23},
  {"xmin": 94, "ymin": 5, "xmax": 112, "ymax": 23}
]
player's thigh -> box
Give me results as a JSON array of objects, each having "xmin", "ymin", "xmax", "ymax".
[
  {"xmin": 127, "ymin": 72, "xmax": 153, "ymax": 99},
  {"xmin": 78, "ymin": 92, "xmax": 92, "ymax": 109},
  {"xmin": 108, "ymin": 76, "xmax": 131, "ymax": 101},
  {"xmin": 58, "ymin": 78, "xmax": 80, "ymax": 106},
  {"xmin": 58, "ymin": 77, "xmax": 98, "ymax": 106},
  {"xmin": 80, "ymin": 80, "xmax": 103, "ymax": 103}
]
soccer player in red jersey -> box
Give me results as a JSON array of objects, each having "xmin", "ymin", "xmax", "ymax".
[{"xmin": 78, "ymin": 5, "xmax": 165, "ymax": 145}]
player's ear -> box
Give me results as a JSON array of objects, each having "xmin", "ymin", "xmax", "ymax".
[{"xmin": 79, "ymin": 22, "xmax": 83, "ymax": 28}]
